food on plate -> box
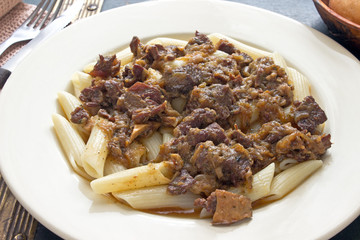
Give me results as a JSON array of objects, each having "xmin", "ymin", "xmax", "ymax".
[
  {"xmin": 53, "ymin": 32, "xmax": 332, "ymax": 225},
  {"xmin": 329, "ymin": 0, "xmax": 360, "ymax": 25}
]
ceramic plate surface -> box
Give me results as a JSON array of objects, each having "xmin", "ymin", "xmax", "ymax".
[{"xmin": 1, "ymin": 0, "xmax": 360, "ymax": 239}]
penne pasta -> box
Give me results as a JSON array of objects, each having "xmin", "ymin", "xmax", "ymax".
[
  {"xmin": 171, "ymin": 97, "xmax": 187, "ymax": 113},
  {"xmin": 207, "ymin": 32, "xmax": 271, "ymax": 59},
  {"xmin": 270, "ymin": 51, "xmax": 291, "ymax": 77},
  {"xmin": 104, "ymin": 156, "xmax": 126, "ymax": 176},
  {"xmin": 57, "ymin": 91, "xmax": 89, "ymax": 140},
  {"xmin": 81, "ymin": 117, "xmax": 109, "ymax": 179},
  {"xmin": 279, "ymin": 158, "xmax": 298, "ymax": 171},
  {"xmin": 52, "ymin": 114, "xmax": 92, "ymax": 180},
  {"xmin": 83, "ymin": 62, "xmax": 96, "ymax": 74},
  {"xmin": 287, "ymin": 67, "xmax": 311, "ymax": 101},
  {"xmin": 264, "ymin": 160, "xmax": 323, "ymax": 201},
  {"xmin": 71, "ymin": 71, "xmax": 93, "ymax": 98},
  {"xmin": 113, "ymin": 185, "xmax": 197, "ymax": 210},
  {"xmin": 146, "ymin": 37, "xmax": 188, "ymax": 47},
  {"xmin": 90, "ymin": 161, "xmax": 175, "ymax": 194},
  {"xmin": 141, "ymin": 131, "xmax": 163, "ymax": 161},
  {"xmin": 115, "ymin": 47, "xmax": 133, "ymax": 66},
  {"xmin": 57, "ymin": 91, "xmax": 82, "ymax": 120},
  {"xmin": 230, "ymin": 163, "xmax": 275, "ymax": 202}
]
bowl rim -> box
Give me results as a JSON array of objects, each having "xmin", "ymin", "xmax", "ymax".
[{"xmin": 313, "ymin": 0, "xmax": 360, "ymax": 29}]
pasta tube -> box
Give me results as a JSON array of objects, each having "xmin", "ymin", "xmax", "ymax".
[
  {"xmin": 230, "ymin": 163, "xmax": 275, "ymax": 202},
  {"xmin": 171, "ymin": 97, "xmax": 187, "ymax": 113},
  {"xmin": 90, "ymin": 161, "xmax": 175, "ymax": 194},
  {"xmin": 287, "ymin": 67, "xmax": 311, "ymax": 101},
  {"xmin": 57, "ymin": 91, "xmax": 89, "ymax": 140},
  {"xmin": 52, "ymin": 114, "xmax": 91, "ymax": 180},
  {"xmin": 112, "ymin": 185, "xmax": 197, "ymax": 210},
  {"xmin": 81, "ymin": 118, "xmax": 109, "ymax": 179},
  {"xmin": 207, "ymin": 33, "xmax": 271, "ymax": 59},
  {"xmin": 71, "ymin": 71, "xmax": 92, "ymax": 98},
  {"xmin": 146, "ymin": 37, "xmax": 187, "ymax": 47},
  {"xmin": 264, "ymin": 160, "xmax": 323, "ymax": 201},
  {"xmin": 104, "ymin": 156, "xmax": 126, "ymax": 176},
  {"xmin": 270, "ymin": 51, "xmax": 290, "ymax": 77},
  {"xmin": 141, "ymin": 131, "xmax": 163, "ymax": 161},
  {"xmin": 115, "ymin": 47, "xmax": 133, "ymax": 66}
]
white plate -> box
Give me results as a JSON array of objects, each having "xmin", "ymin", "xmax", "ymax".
[{"xmin": 1, "ymin": 0, "xmax": 360, "ymax": 239}]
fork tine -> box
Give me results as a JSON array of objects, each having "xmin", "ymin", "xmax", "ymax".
[
  {"xmin": 38, "ymin": 0, "xmax": 59, "ymax": 29},
  {"xmin": 49, "ymin": 0, "xmax": 64, "ymax": 22},
  {"xmin": 30, "ymin": 0, "xmax": 51, "ymax": 28},
  {"xmin": 22, "ymin": 0, "xmax": 47, "ymax": 26}
]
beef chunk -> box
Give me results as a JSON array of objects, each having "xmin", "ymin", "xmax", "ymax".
[
  {"xmin": 252, "ymin": 121, "xmax": 332, "ymax": 163},
  {"xmin": 228, "ymin": 129, "xmax": 253, "ymax": 148},
  {"xmin": 190, "ymin": 141, "xmax": 252, "ymax": 186},
  {"xmin": 122, "ymin": 82, "xmax": 166, "ymax": 123},
  {"xmin": 186, "ymin": 122, "xmax": 230, "ymax": 146},
  {"xmin": 216, "ymin": 39, "xmax": 237, "ymax": 55},
  {"xmin": 77, "ymin": 79, "xmax": 123, "ymax": 116},
  {"xmin": 187, "ymin": 84, "xmax": 235, "ymax": 120},
  {"xmin": 185, "ymin": 31, "xmax": 216, "ymax": 54},
  {"xmin": 163, "ymin": 63, "xmax": 203, "ymax": 96},
  {"xmin": 194, "ymin": 190, "xmax": 252, "ymax": 225},
  {"xmin": 71, "ymin": 106, "xmax": 89, "ymax": 124},
  {"xmin": 256, "ymin": 121, "xmax": 297, "ymax": 144},
  {"xmin": 130, "ymin": 36, "xmax": 143, "ymax": 58},
  {"xmin": 174, "ymin": 108, "xmax": 217, "ymax": 137},
  {"xmin": 247, "ymin": 57, "xmax": 293, "ymax": 106},
  {"xmin": 190, "ymin": 174, "xmax": 219, "ymax": 196},
  {"xmin": 167, "ymin": 169, "xmax": 195, "ymax": 195},
  {"xmin": 90, "ymin": 55, "xmax": 120, "ymax": 78},
  {"xmin": 294, "ymin": 96, "xmax": 327, "ymax": 133},
  {"xmin": 276, "ymin": 132, "xmax": 332, "ymax": 161},
  {"xmin": 194, "ymin": 191, "xmax": 217, "ymax": 213}
]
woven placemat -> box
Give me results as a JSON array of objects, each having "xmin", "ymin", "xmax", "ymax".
[{"xmin": 0, "ymin": 2, "xmax": 36, "ymax": 66}]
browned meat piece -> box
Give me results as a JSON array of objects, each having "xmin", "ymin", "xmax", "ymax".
[
  {"xmin": 256, "ymin": 94, "xmax": 284, "ymax": 123},
  {"xmin": 246, "ymin": 57, "xmax": 293, "ymax": 107},
  {"xmin": 90, "ymin": 55, "xmax": 120, "ymax": 78},
  {"xmin": 190, "ymin": 174, "xmax": 219, "ymax": 196},
  {"xmin": 194, "ymin": 191, "xmax": 217, "ymax": 213},
  {"xmin": 163, "ymin": 63, "xmax": 203, "ymax": 96},
  {"xmin": 232, "ymin": 52, "xmax": 254, "ymax": 72},
  {"xmin": 174, "ymin": 108, "xmax": 217, "ymax": 137},
  {"xmin": 294, "ymin": 96, "xmax": 327, "ymax": 133},
  {"xmin": 132, "ymin": 64, "xmax": 148, "ymax": 82},
  {"xmin": 255, "ymin": 121, "xmax": 297, "ymax": 144},
  {"xmin": 248, "ymin": 143, "xmax": 274, "ymax": 174},
  {"xmin": 186, "ymin": 122, "xmax": 230, "ymax": 146},
  {"xmin": 227, "ymin": 128, "xmax": 253, "ymax": 148},
  {"xmin": 129, "ymin": 36, "xmax": 143, "ymax": 58},
  {"xmin": 194, "ymin": 190, "xmax": 252, "ymax": 225},
  {"xmin": 216, "ymin": 39, "xmax": 237, "ymax": 54},
  {"xmin": 251, "ymin": 120, "xmax": 331, "ymax": 164},
  {"xmin": 212, "ymin": 190, "xmax": 252, "ymax": 225},
  {"xmin": 185, "ymin": 31, "xmax": 216, "ymax": 54},
  {"xmin": 76, "ymin": 79, "xmax": 123, "ymax": 116},
  {"xmin": 71, "ymin": 106, "xmax": 89, "ymax": 124},
  {"xmin": 276, "ymin": 132, "xmax": 332, "ymax": 161},
  {"xmin": 121, "ymin": 82, "xmax": 167, "ymax": 123},
  {"xmin": 187, "ymin": 84, "xmax": 235, "ymax": 120},
  {"xmin": 167, "ymin": 169, "xmax": 195, "ymax": 195},
  {"xmin": 190, "ymin": 141, "xmax": 252, "ymax": 186}
]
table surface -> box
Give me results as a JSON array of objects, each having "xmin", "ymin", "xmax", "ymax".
[{"xmin": 19, "ymin": 0, "xmax": 360, "ymax": 239}]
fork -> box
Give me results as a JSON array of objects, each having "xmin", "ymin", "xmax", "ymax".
[{"xmin": 0, "ymin": 0, "xmax": 64, "ymax": 56}]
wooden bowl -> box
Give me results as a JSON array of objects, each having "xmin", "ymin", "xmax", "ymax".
[{"xmin": 313, "ymin": 0, "xmax": 360, "ymax": 50}]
